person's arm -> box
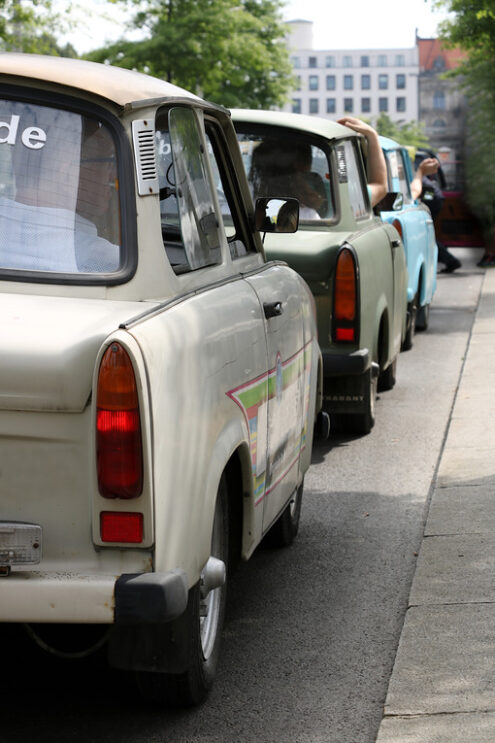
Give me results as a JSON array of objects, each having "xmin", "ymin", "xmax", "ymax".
[
  {"xmin": 410, "ymin": 158, "xmax": 439, "ymax": 200},
  {"xmin": 337, "ymin": 117, "xmax": 387, "ymax": 206}
]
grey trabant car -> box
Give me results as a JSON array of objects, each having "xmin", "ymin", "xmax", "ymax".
[{"xmin": 233, "ymin": 109, "xmax": 408, "ymax": 434}]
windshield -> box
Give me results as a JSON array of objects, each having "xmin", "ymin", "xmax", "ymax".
[
  {"xmin": 236, "ymin": 126, "xmax": 334, "ymax": 224},
  {"xmin": 0, "ymin": 100, "xmax": 121, "ymax": 276}
]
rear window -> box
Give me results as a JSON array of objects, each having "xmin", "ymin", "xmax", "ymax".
[
  {"xmin": 0, "ymin": 100, "xmax": 122, "ymax": 276},
  {"xmin": 236, "ymin": 126, "xmax": 334, "ymax": 224}
]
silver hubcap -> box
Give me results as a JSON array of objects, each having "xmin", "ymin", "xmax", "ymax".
[{"xmin": 199, "ymin": 501, "xmax": 226, "ymax": 660}]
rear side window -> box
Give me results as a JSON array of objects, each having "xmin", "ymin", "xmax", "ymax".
[
  {"xmin": 387, "ymin": 150, "xmax": 413, "ymax": 205},
  {"xmin": 0, "ymin": 100, "xmax": 122, "ymax": 276},
  {"xmin": 338, "ymin": 139, "xmax": 370, "ymax": 220},
  {"xmin": 236, "ymin": 126, "xmax": 333, "ymax": 224},
  {"xmin": 156, "ymin": 107, "xmax": 223, "ymax": 274}
]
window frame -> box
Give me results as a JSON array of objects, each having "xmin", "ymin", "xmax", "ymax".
[
  {"xmin": 0, "ymin": 84, "xmax": 136, "ymax": 286},
  {"xmin": 234, "ymin": 122, "xmax": 339, "ymax": 228}
]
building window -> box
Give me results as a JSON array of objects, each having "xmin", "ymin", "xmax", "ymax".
[
  {"xmin": 361, "ymin": 55, "xmax": 369, "ymax": 67},
  {"xmin": 295, "ymin": 75, "xmax": 301, "ymax": 91},
  {"xmin": 292, "ymin": 99, "xmax": 301, "ymax": 114},
  {"xmin": 309, "ymin": 75, "xmax": 319, "ymax": 91},
  {"xmin": 361, "ymin": 97, "xmax": 371, "ymax": 113},
  {"xmin": 291, "ymin": 56, "xmax": 300, "ymax": 69},
  {"xmin": 343, "ymin": 55, "xmax": 353, "ymax": 67},
  {"xmin": 344, "ymin": 75, "xmax": 354, "ymax": 90},
  {"xmin": 344, "ymin": 98, "xmax": 354, "ymax": 112},
  {"xmin": 327, "ymin": 98, "xmax": 336, "ymax": 114},
  {"xmin": 395, "ymin": 54, "xmax": 405, "ymax": 66},
  {"xmin": 325, "ymin": 55, "xmax": 335, "ymax": 68},
  {"xmin": 309, "ymin": 98, "xmax": 319, "ymax": 114},
  {"xmin": 433, "ymin": 90, "xmax": 446, "ymax": 110},
  {"xmin": 433, "ymin": 56, "xmax": 446, "ymax": 72},
  {"xmin": 378, "ymin": 74, "xmax": 388, "ymax": 90},
  {"xmin": 361, "ymin": 74, "xmax": 371, "ymax": 90},
  {"xmin": 396, "ymin": 97, "xmax": 406, "ymax": 112},
  {"xmin": 379, "ymin": 97, "xmax": 388, "ymax": 112},
  {"xmin": 309, "ymin": 56, "xmax": 317, "ymax": 68},
  {"xmin": 433, "ymin": 118, "xmax": 446, "ymax": 128},
  {"xmin": 396, "ymin": 73, "xmax": 406, "ymax": 89},
  {"xmin": 377, "ymin": 54, "xmax": 387, "ymax": 66},
  {"xmin": 326, "ymin": 75, "xmax": 336, "ymax": 90}
]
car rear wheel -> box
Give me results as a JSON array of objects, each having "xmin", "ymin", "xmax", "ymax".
[
  {"xmin": 264, "ymin": 479, "xmax": 304, "ymax": 548},
  {"xmin": 136, "ymin": 477, "xmax": 228, "ymax": 708},
  {"xmin": 378, "ymin": 355, "xmax": 397, "ymax": 392},
  {"xmin": 402, "ymin": 294, "xmax": 418, "ymax": 351},
  {"xmin": 416, "ymin": 302, "xmax": 430, "ymax": 331}
]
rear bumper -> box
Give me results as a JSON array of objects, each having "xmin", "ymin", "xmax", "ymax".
[
  {"xmin": 0, "ymin": 569, "xmax": 188, "ymax": 624},
  {"xmin": 322, "ymin": 348, "xmax": 370, "ymax": 377}
]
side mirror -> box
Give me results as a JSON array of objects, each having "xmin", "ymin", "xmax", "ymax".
[
  {"xmin": 254, "ymin": 197, "xmax": 300, "ymax": 234},
  {"xmin": 375, "ymin": 192, "xmax": 403, "ymax": 213}
]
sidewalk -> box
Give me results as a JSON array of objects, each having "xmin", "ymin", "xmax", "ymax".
[{"xmin": 376, "ymin": 261, "xmax": 495, "ymax": 742}]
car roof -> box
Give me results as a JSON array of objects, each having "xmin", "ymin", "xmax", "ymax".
[
  {"xmin": 0, "ymin": 53, "xmax": 208, "ymax": 109},
  {"xmin": 378, "ymin": 135, "xmax": 402, "ymax": 151},
  {"xmin": 231, "ymin": 108, "xmax": 355, "ymax": 141}
]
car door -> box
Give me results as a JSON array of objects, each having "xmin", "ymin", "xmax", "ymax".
[{"xmin": 244, "ymin": 264, "xmax": 306, "ymax": 532}]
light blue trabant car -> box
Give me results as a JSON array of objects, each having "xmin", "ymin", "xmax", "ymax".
[{"xmin": 378, "ymin": 136, "xmax": 437, "ymax": 350}]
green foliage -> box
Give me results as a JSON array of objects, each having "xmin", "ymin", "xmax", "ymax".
[
  {"xmin": 86, "ymin": 0, "xmax": 295, "ymax": 109},
  {"xmin": 0, "ymin": 0, "xmax": 77, "ymax": 55},
  {"xmin": 435, "ymin": 0, "xmax": 495, "ymax": 232},
  {"xmin": 375, "ymin": 113, "xmax": 429, "ymax": 149}
]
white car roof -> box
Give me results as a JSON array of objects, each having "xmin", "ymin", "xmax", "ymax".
[{"xmin": 0, "ymin": 53, "xmax": 205, "ymax": 109}]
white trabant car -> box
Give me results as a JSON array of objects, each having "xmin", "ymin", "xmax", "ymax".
[{"xmin": 0, "ymin": 54, "xmax": 321, "ymax": 706}]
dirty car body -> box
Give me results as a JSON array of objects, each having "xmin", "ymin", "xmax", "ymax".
[
  {"xmin": 0, "ymin": 55, "xmax": 321, "ymax": 706},
  {"xmin": 378, "ymin": 136, "xmax": 437, "ymax": 349},
  {"xmin": 233, "ymin": 110, "xmax": 408, "ymax": 435}
]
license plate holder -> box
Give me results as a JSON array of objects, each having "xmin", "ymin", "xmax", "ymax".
[{"xmin": 0, "ymin": 522, "xmax": 42, "ymax": 568}]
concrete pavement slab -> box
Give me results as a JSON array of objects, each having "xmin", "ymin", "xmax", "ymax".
[
  {"xmin": 409, "ymin": 534, "xmax": 495, "ymax": 605},
  {"xmin": 383, "ymin": 604, "xmax": 495, "ymax": 716},
  {"xmin": 376, "ymin": 711, "xmax": 495, "ymax": 742},
  {"xmin": 425, "ymin": 482, "xmax": 495, "ymax": 535},
  {"xmin": 446, "ymin": 413, "xmax": 495, "ymax": 449},
  {"xmin": 436, "ymin": 446, "xmax": 494, "ymax": 486}
]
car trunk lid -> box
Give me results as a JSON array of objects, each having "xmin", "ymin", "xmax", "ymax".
[{"xmin": 0, "ymin": 292, "xmax": 151, "ymax": 413}]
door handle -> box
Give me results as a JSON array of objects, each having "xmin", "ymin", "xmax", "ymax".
[{"xmin": 263, "ymin": 301, "xmax": 283, "ymax": 319}]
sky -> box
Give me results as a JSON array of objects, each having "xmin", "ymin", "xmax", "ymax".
[{"xmin": 64, "ymin": 0, "xmax": 450, "ymax": 54}]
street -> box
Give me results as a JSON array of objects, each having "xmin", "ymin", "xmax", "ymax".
[{"xmin": 1, "ymin": 248, "xmax": 484, "ymax": 743}]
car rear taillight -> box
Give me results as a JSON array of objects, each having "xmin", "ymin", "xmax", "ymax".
[
  {"xmin": 392, "ymin": 219, "xmax": 403, "ymax": 240},
  {"xmin": 100, "ymin": 512, "xmax": 143, "ymax": 543},
  {"xmin": 333, "ymin": 247, "xmax": 358, "ymax": 342},
  {"xmin": 96, "ymin": 342, "xmax": 143, "ymax": 499}
]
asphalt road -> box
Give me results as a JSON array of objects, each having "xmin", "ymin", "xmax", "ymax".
[{"xmin": 1, "ymin": 248, "xmax": 484, "ymax": 743}]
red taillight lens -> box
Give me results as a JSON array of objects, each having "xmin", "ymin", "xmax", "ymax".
[
  {"xmin": 333, "ymin": 247, "xmax": 357, "ymax": 342},
  {"xmin": 100, "ymin": 512, "xmax": 143, "ymax": 543},
  {"xmin": 96, "ymin": 343, "xmax": 143, "ymax": 499},
  {"xmin": 392, "ymin": 219, "xmax": 403, "ymax": 239}
]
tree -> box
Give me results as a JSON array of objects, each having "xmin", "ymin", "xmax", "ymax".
[
  {"xmin": 86, "ymin": 0, "xmax": 295, "ymax": 109},
  {"xmin": 435, "ymin": 0, "xmax": 495, "ymax": 231},
  {"xmin": 375, "ymin": 113, "xmax": 429, "ymax": 149},
  {"xmin": 0, "ymin": 0, "xmax": 77, "ymax": 55}
]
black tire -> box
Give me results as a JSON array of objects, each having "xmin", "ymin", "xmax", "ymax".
[
  {"xmin": 377, "ymin": 355, "xmax": 397, "ymax": 392},
  {"xmin": 136, "ymin": 478, "xmax": 228, "ymax": 707},
  {"xmin": 264, "ymin": 479, "xmax": 304, "ymax": 548},
  {"xmin": 402, "ymin": 295, "xmax": 417, "ymax": 351},
  {"xmin": 416, "ymin": 302, "xmax": 430, "ymax": 331},
  {"xmin": 331, "ymin": 367, "xmax": 377, "ymax": 436}
]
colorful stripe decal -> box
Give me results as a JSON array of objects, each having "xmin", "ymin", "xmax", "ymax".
[{"xmin": 227, "ymin": 340, "xmax": 313, "ymax": 505}]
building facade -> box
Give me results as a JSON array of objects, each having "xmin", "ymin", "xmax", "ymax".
[
  {"xmin": 284, "ymin": 20, "xmax": 419, "ymax": 123},
  {"xmin": 417, "ymin": 36, "xmax": 467, "ymax": 189}
]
